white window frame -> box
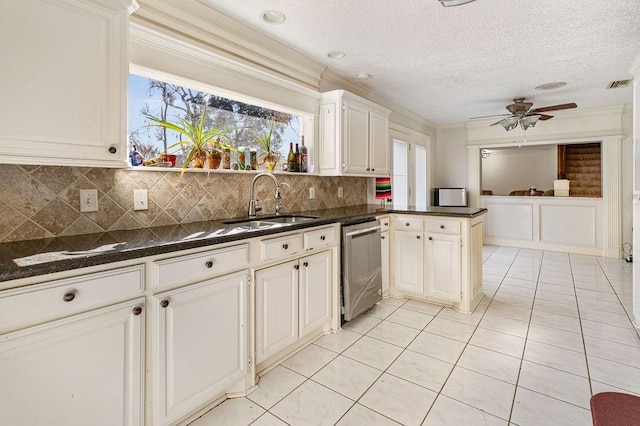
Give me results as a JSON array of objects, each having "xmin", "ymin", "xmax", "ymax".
[{"xmin": 390, "ymin": 126, "xmax": 431, "ymax": 208}]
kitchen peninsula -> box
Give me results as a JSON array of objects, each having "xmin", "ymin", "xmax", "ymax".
[{"xmin": 0, "ymin": 204, "xmax": 485, "ymax": 426}]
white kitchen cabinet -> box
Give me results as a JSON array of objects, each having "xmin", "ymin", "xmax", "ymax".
[
  {"xmin": 0, "ymin": 0, "xmax": 137, "ymax": 167},
  {"xmin": 299, "ymin": 250, "xmax": 332, "ymax": 338},
  {"xmin": 381, "ymin": 229, "xmax": 390, "ymax": 296},
  {"xmin": 392, "ymin": 230, "xmax": 424, "ymax": 295},
  {"xmin": 426, "ymin": 233, "xmax": 461, "ymax": 302},
  {"xmin": 0, "ymin": 299, "xmax": 144, "ymax": 426},
  {"xmin": 319, "ymin": 90, "xmax": 391, "ymax": 177},
  {"xmin": 154, "ymin": 271, "xmax": 248, "ymax": 426},
  {"xmin": 255, "ymin": 260, "xmax": 299, "ymax": 364},
  {"xmin": 256, "ymin": 251, "xmax": 332, "ymax": 364}
]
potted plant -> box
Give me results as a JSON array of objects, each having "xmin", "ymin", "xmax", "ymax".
[
  {"xmin": 145, "ymin": 105, "xmax": 232, "ymax": 175},
  {"xmin": 253, "ymin": 126, "xmax": 278, "ymax": 172}
]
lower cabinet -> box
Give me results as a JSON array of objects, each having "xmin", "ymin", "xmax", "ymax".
[
  {"xmin": 256, "ymin": 250, "xmax": 331, "ymax": 364},
  {"xmin": 380, "ymin": 229, "xmax": 390, "ymax": 295},
  {"xmin": 393, "ymin": 230, "xmax": 424, "ymax": 294},
  {"xmin": 154, "ymin": 271, "xmax": 248, "ymax": 426},
  {"xmin": 426, "ymin": 233, "xmax": 461, "ymax": 302},
  {"xmin": 0, "ymin": 299, "xmax": 145, "ymax": 426}
]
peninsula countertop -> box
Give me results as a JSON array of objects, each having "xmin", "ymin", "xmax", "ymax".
[{"xmin": 0, "ymin": 205, "xmax": 487, "ymax": 282}]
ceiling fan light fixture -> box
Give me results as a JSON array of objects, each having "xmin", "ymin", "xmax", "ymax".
[
  {"xmin": 500, "ymin": 117, "xmax": 518, "ymax": 131},
  {"xmin": 438, "ymin": 0, "xmax": 477, "ymax": 6},
  {"xmin": 520, "ymin": 115, "xmax": 540, "ymax": 130}
]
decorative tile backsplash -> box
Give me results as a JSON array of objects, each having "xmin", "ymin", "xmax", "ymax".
[{"xmin": 0, "ymin": 165, "xmax": 368, "ymax": 243}]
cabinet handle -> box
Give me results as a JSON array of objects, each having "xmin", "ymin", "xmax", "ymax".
[
  {"xmin": 384, "ymin": 222, "xmax": 389, "ymax": 226},
  {"xmin": 132, "ymin": 306, "xmax": 143, "ymax": 316},
  {"xmin": 108, "ymin": 146, "xmax": 117, "ymax": 154},
  {"xmin": 282, "ymin": 243, "xmax": 289, "ymax": 250},
  {"xmin": 205, "ymin": 260, "xmax": 214, "ymax": 268},
  {"xmin": 429, "ymin": 237, "xmax": 433, "ymax": 240},
  {"xmin": 320, "ymin": 235, "xmax": 326, "ymax": 241},
  {"xmin": 417, "ymin": 235, "xmax": 421, "ymax": 240},
  {"xmin": 366, "ymin": 168, "xmax": 370, "ymax": 171},
  {"xmin": 405, "ymin": 222, "xmax": 410, "ymax": 227},
  {"xmin": 294, "ymin": 264, "xmax": 300, "ymax": 270},
  {"xmin": 303, "ymin": 261, "xmax": 309, "ymax": 267},
  {"xmin": 371, "ymin": 168, "xmax": 375, "ymax": 172},
  {"xmin": 381, "ymin": 236, "xmax": 385, "ymax": 240},
  {"xmin": 440, "ymin": 225, "xmax": 445, "ymax": 229},
  {"xmin": 160, "ymin": 299, "xmax": 170, "ymax": 308},
  {"xmin": 63, "ymin": 291, "xmax": 76, "ymax": 302}
]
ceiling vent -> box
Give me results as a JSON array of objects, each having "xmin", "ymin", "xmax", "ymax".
[{"xmin": 606, "ymin": 79, "xmax": 632, "ymax": 89}]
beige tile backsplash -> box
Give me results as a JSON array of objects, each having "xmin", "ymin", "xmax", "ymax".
[{"xmin": 0, "ymin": 165, "xmax": 368, "ymax": 243}]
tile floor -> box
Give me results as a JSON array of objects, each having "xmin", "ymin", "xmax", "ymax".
[{"xmin": 191, "ymin": 246, "xmax": 640, "ymax": 425}]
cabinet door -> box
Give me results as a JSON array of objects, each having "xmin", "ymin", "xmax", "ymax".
[
  {"xmin": 343, "ymin": 101, "xmax": 370, "ymax": 174},
  {"xmin": 426, "ymin": 234, "xmax": 461, "ymax": 302},
  {"xmin": 255, "ymin": 261, "xmax": 299, "ymax": 363},
  {"xmin": 299, "ymin": 251, "xmax": 332, "ymax": 339},
  {"xmin": 155, "ymin": 271, "xmax": 248, "ymax": 426},
  {"xmin": 0, "ymin": 299, "xmax": 144, "ymax": 426},
  {"xmin": 393, "ymin": 231, "xmax": 424, "ymax": 294},
  {"xmin": 369, "ymin": 110, "xmax": 389, "ymax": 176},
  {"xmin": 381, "ymin": 230, "xmax": 390, "ymax": 295}
]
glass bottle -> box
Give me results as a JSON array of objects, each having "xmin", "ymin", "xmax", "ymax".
[
  {"xmin": 300, "ymin": 136, "xmax": 308, "ymax": 173},
  {"xmin": 294, "ymin": 143, "xmax": 301, "ymax": 172},
  {"xmin": 223, "ymin": 148, "xmax": 231, "ymax": 169},
  {"xmin": 287, "ymin": 142, "xmax": 295, "ymax": 172},
  {"xmin": 238, "ymin": 147, "xmax": 246, "ymax": 170}
]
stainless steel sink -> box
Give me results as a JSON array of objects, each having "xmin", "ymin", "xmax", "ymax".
[
  {"xmin": 260, "ymin": 215, "xmax": 318, "ymax": 224},
  {"xmin": 225, "ymin": 220, "xmax": 281, "ymax": 230},
  {"xmin": 223, "ymin": 215, "xmax": 319, "ymax": 228}
]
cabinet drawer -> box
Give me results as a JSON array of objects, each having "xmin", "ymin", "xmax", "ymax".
[
  {"xmin": 377, "ymin": 216, "xmax": 391, "ymax": 232},
  {"xmin": 155, "ymin": 244, "xmax": 248, "ymax": 288},
  {"xmin": 0, "ymin": 265, "xmax": 144, "ymax": 332},
  {"xmin": 304, "ymin": 226, "xmax": 336, "ymax": 250},
  {"xmin": 260, "ymin": 234, "xmax": 304, "ymax": 261},
  {"xmin": 393, "ymin": 216, "xmax": 424, "ymax": 231},
  {"xmin": 426, "ymin": 219, "xmax": 461, "ymax": 234}
]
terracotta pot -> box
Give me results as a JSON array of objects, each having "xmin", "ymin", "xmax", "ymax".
[
  {"xmin": 206, "ymin": 151, "xmax": 222, "ymax": 169},
  {"xmin": 192, "ymin": 150, "xmax": 206, "ymax": 169}
]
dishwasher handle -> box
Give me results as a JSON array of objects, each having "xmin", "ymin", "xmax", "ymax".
[{"xmin": 345, "ymin": 225, "xmax": 381, "ymax": 237}]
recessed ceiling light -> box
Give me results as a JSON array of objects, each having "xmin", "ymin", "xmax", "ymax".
[
  {"xmin": 327, "ymin": 51, "xmax": 346, "ymax": 60},
  {"xmin": 260, "ymin": 10, "xmax": 286, "ymax": 25},
  {"xmin": 357, "ymin": 73, "xmax": 372, "ymax": 81},
  {"xmin": 438, "ymin": 0, "xmax": 477, "ymax": 7},
  {"xmin": 534, "ymin": 81, "xmax": 567, "ymax": 91}
]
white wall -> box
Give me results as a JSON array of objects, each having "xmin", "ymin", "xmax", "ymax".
[
  {"xmin": 435, "ymin": 126, "xmax": 468, "ymax": 188},
  {"xmin": 481, "ymin": 146, "xmax": 557, "ymax": 195}
]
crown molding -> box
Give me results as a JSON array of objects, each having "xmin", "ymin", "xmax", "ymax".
[
  {"xmin": 133, "ymin": 0, "xmax": 326, "ymax": 90},
  {"xmin": 629, "ymin": 51, "xmax": 640, "ymax": 76}
]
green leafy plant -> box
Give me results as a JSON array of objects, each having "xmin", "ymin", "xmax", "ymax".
[
  {"xmin": 145, "ymin": 105, "xmax": 233, "ymax": 175},
  {"xmin": 252, "ymin": 126, "xmax": 279, "ymax": 172}
]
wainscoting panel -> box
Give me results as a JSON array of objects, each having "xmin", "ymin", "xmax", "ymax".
[
  {"xmin": 540, "ymin": 204, "xmax": 597, "ymax": 246},
  {"xmin": 484, "ymin": 202, "xmax": 533, "ymax": 241}
]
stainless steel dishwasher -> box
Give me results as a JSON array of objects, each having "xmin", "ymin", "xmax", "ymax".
[{"xmin": 341, "ymin": 218, "xmax": 383, "ymax": 322}]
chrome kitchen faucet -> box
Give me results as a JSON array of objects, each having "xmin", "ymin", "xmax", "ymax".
[{"xmin": 248, "ymin": 172, "xmax": 284, "ymax": 217}]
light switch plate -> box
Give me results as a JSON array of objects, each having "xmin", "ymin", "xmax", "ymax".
[
  {"xmin": 338, "ymin": 187, "xmax": 343, "ymax": 198},
  {"xmin": 309, "ymin": 187, "xmax": 315, "ymax": 199},
  {"xmin": 134, "ymin": 189, "xmax": 148, "ymax": 211},
  {"xmin": 79, "ymin": 189, "xmax": 98, "ymax": 213}
]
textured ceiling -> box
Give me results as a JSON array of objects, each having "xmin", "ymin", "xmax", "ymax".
[{"xmin": 200, "ymin": 0, "xmax": 640, "ymax": 125}]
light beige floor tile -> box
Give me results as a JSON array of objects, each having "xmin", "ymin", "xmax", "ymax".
[
  {"xmin": 380, "ymin": 297, "xmax": 409, "ymax": 307},
  {"xmin": 341, "ymin": 314, "xmax": 381, "ymax": 334},
  {"xmin": 457, "ymin": 345, "xmax": 521, "ymax": 384},
  {"xmin": 497, "ymin": 284, "xmax": 536, "ymax": 298},
  {"xmin": 587, "ymin": 355, "xmax": 640, "ymax": 395},
  {"xmin": 423, "ymin": 395, "xmax": 507, "ymax": 426},
  {"xmin": 423, "ymin": 317, "xmax": 477, "ymax": 342},
  {"xmin": 311, "ymin": 355, "xmax": 381, "ymax": 400},
  {"xmin": 491, "ymin": 292, "xmax": 534, "ymax": 309},
  {"xmin": 536, "ymin": 282, "xmax": 576, "ymax": 296},
  {"xmin": 530, "ymin": 309, "xmax": 582, "ymax": 333},
  {"xmin": 584, "ymin": 335, "xmax": 640, "ymax": 369},
  {"xmin": 336, "ymin": 403, "xmax": 400, "ymax": 426},
  {"xmin": 366, "ymin": 320, "xmax": 421, "ymax": 348},
  {"xmin": 517, "ymin": 360, "xmax": 591, "ymax": 409},
  {"xmin": 469, "ymin": 327, "xmax": 526, "ymax": 358},
  {"xmin": 511, "ymin": 387, "xmax": 592, "ymax": 426},
  {"xmin": 523, "ymin": 340, "xmax": 588, "ymax": 377},
  {"xmin": 527, "ymin": 323, "xmax": 585, "ymax": 352},
  {"xmin": 441, "ymin": 367, "xmax": 515, "ymax": 420},
  {"xmin": 360, "ymin": 374, "xmax": 437, "ymax": 426},
  {"xmin": 581, "ymin": 319, "xmax": 640, "ymax": 347},
  {"xmin": 578, "ymin": 297, "xmax": 628, "ymax": 315},
  {"xmin": 364, "ymin": 303, "xmax": 398, "ymax": 319},
  {"xmin": 579, "ymin": 307, "xmax": 634, "ymax": 329},
  {"xmin": 387, "ymin": 350, "xmax": 454, "ymax": 392},
  {"xmin": 251, "ymin": 412, "xmax": 288, "ymax": 426},
  {"xmin": 248, "ymin": 366, "xmax": 306, "ymax": 409},
  {"xmin": 402, "ymin": 299, "xmax": 444, "ymax": 315},
  {"xmin": 590, "ymin": 380, "xmax": 640, "ymax": 398},
  {"xmin": 575, "ymin": 288, "xmax": 619, "ymax": 302},
  {"xmin": 281, "ymin": 343, "xmax": 337, "ymax": 377},
  {"xmin": 485, "ymin": 303, "xmax": 532, "ymax": 322},
  {"xmin": 478, "ymin": 313, "xmax": 529, "ymax": 338},
  {"xmin": 190, "ymin": 398, "xmax": 264, "ymax": 426},
  {"xmin": 313, "ymin": 329, "xmax": 361, "ymax": 353},
  {"xmin": 385, "ymin": 307, "xmax": 434, "ymax": 330},
  {"xmin": 436, "ymin": 306, "xmax": 484, "ymax": 326},
  {"xmin": 535, "ymin": 289, "xmax": 577, "ymax": 305},
  {"xmin": 407, "ymin": 331, "xmax": 467, "ymax": 364},
  {"xmin": 270, "ymin": 380, "xmax": 353, "ymax": 426},
  {"xmin": 533, "ymin": 298, "xmax": 579, "ymax": 318},
  {"xmin": 500, "ymin": 277, "xmax": 537, "ymax": 289},
  {"xmin": 342, "ymin": 335, "xmax": 403, "ymax": 370}
]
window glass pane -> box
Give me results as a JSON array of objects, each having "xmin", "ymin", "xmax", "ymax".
[
  {"xmin": 414, "ymin": 145, "xmax": 427, "ymax": 208},
  {"xmin": 128, "ymin": 74, "xmax": 303, "ymax": 167},
  {"xmin": 393, "ymin": 139, "xmax": 408, "ymax": 207}
]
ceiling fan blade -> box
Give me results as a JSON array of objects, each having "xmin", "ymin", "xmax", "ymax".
[
  {"xmin": 531, "ymin": 103, "xmax": 577, "ymax": 113},
  {"xmin": 470, "ymin": 113, "xmax": 511, "ymax": 120},
  {"xmin": 489, "ymin": 119, "xmax": 505, "ymax": 126},
  {"xmin": 537, "ymin": 114, "xmax": 553, "ymax": 121}
]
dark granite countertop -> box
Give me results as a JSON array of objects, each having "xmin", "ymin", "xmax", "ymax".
[{"xmin": 0, "ymin": 204, "xmax": 486, "ymax": 283}]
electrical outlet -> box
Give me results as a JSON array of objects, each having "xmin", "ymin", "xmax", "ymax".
[
  {"xmin": 309, "ymin": 187, "xmax": 316, "ymax": 199},
  {"xmin": 134, "ymin": 189, "xmax": 148, "ymax": 211},
  {"xmin": 338, "ymin": 187, "xmax": 343, "ymax": 198},
  {"xmin": 79, "ymin": 189, "xmax": 98, "ymax": 213}
]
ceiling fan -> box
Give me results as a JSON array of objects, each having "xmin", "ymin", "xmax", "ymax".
[{"xmin": 472, "ymin": 98, "xmax": 577, "ymax": 131}]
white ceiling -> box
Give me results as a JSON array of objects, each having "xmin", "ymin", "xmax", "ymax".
[{"xmin": 199, "ymin": 0, "xmax": 640, "ymax": 126}]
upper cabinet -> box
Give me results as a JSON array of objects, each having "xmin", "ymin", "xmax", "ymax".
[
  {"xmin": 0, "ymin": 0, "xmax": 138, "ymax": 168},
  {"xmin": 319, "ymin": 90, "xmax": 391, "ymax": 177}
]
